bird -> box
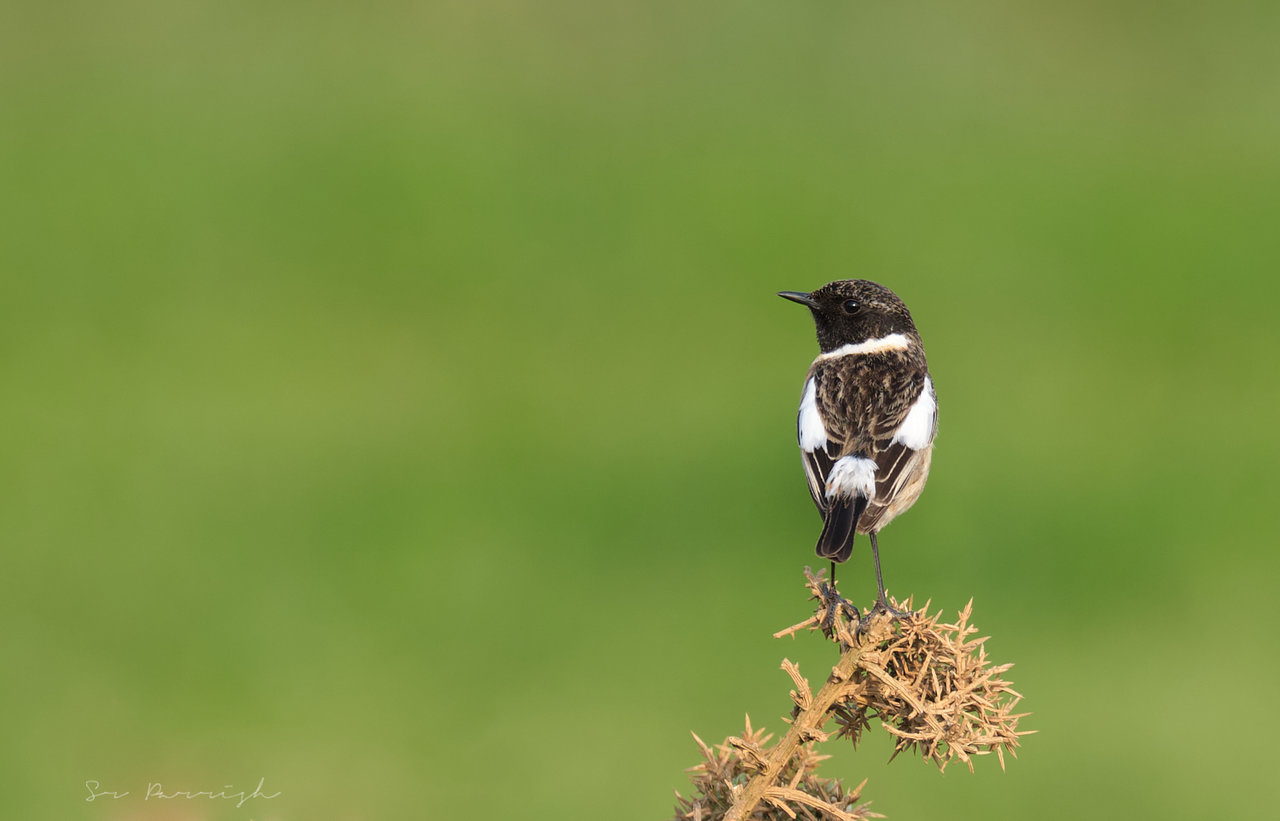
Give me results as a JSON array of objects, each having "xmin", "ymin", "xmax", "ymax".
[{"xmin": 778, "ymin": 280, "xmax": 938, "ymax": 614}]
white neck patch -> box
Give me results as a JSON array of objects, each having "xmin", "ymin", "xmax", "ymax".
[{"xmin": 816, "ymin": 332, "xmax": 910, "ymax": 360}]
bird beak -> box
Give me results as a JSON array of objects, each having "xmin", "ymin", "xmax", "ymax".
[{"xmin": 777, "ymin": 291, "xmax": 819, "ymax": 309}]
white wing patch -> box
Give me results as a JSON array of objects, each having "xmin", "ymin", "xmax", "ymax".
[
  {"xmin": 826, "ymin": 456, "xmax": 877, "ymax": 501},
  {"xmin": 797, "ymin": 377, "xmax": 827, "ymax": 452},
  {"xmin": 892, "ymin": 376, "xmax": 936, "ymax": 450}
]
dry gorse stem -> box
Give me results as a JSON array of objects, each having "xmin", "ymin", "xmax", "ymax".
[
  {"xmin": 670, "ymin": 568, "xmax": 1030, "ymax": 821},
  {"xmin": 671, "ymin": 718, "xmax": 879, "ymax": 821}
]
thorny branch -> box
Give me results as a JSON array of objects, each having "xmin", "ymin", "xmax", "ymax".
[{"xmin": 670, "ymin": 569, "xmax": 1031, "ymax": 821}]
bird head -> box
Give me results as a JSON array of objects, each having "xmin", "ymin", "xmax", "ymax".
[{"xmin": 778, "ymin": 280, "xmax": 919, "ymax": 353}]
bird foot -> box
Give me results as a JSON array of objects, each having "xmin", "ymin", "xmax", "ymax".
[
  {"xmin": 819, "ymin": 582, "xmax": 862, "ymax": 632},
  {"xmin": 857, "ymin": 596, "xmax": 910, "ymax": 631}
]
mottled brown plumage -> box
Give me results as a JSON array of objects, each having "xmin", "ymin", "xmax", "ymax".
[{"xmin": 804, "ymin": 343, "xmax": 931, "ymax": 532}]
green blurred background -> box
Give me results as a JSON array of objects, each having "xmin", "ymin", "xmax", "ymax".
[{"xmin": 2, "ymin": 1, "xmax": 1277, "ymax": 819}]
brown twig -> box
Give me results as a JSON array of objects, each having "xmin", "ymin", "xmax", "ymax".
[
  {"xmin": 725, "ymin": 616, "xmax": 894, "ymax": 821},
  {"xmin": 670, "ymin": 568, "xmax": 1031, "ymax": 821}
]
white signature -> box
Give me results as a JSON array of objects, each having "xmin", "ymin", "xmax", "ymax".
[{"xmin": 85, "ymin": 777, "xmax": 280, "ymax": 809}]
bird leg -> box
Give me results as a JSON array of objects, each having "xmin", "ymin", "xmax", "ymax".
[
  {"xmin": 867, "ymin": 531, "xmax": 909, "ymax": 619},
  {"xmin": 819, "ymin": 561, "xmax": 860, "ymax": 630}
]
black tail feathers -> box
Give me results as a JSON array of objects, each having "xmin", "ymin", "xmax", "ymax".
[{"xmin": 815, "ymin": 495, "xmax": 868, "ymax": 564}]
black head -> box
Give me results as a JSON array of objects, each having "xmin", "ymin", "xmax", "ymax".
[{"xmin": 778, "ymin": 279, "xmax": 919, "ymax": 353}]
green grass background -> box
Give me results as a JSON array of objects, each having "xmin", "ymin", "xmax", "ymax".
[{"xmin": 3, "ymin": 2, "xmax": 1278, "ymax": 819}]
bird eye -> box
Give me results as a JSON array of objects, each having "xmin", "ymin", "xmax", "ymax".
[{"xmin": 842, "ymin": 300, "xmax": 860, "ymax": 314}]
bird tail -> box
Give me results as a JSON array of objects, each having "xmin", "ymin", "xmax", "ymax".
[{"xmin": 815, "ymin": 495, "xmax": 867, "ymax": 564}]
